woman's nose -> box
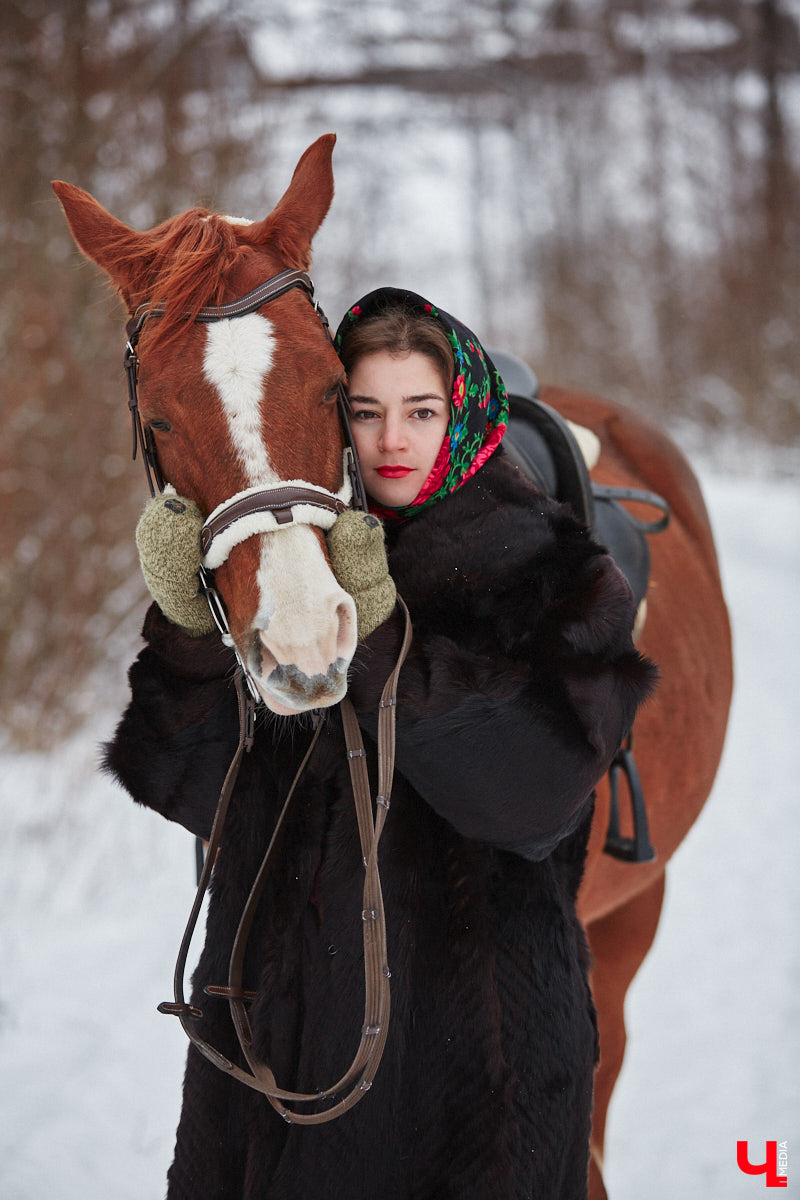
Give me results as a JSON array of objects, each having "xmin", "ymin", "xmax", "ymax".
[{"xmin": 379, "ymin": 417, "xmax": 407, "ymax": 451}]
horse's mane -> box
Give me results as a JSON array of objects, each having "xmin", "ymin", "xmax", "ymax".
[{"xmin": 122, "ymin": 209, "xmax": 246, "ymax": 347}]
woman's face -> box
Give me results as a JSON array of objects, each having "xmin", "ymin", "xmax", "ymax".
[{"xmin": 347, "ymin": 350, "xmax": 450, "ymax": 508}]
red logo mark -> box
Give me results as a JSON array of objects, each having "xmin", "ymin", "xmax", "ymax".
[{"xmin": 737, "ymin": 1141, "xmax": 788, "ymax": 1188}]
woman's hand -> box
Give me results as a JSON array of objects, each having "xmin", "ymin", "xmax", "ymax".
[
  {"xmin": 326, "ymin": 510, "xmax": 396, "ymax": 640},
  {"xmin": 135, "ymin": 496, "xmax": 396, "ymax": 643},
  {"xmin": 135, "ymin": 494, "xmax": 216, "ymax": 636}
]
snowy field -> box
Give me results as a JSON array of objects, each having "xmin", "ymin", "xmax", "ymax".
[{"xmin": 1, "ymin": 461, "xmax": 798, "ymax": 1199}]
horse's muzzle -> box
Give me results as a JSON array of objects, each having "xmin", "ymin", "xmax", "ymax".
[{"xmin": 246, "ymin": 595, "xmax": 357, "ymax": 715}]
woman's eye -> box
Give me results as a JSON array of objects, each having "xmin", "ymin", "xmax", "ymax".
[
  {"xmin": 413, "ymin": 408, "xmax": 434, "ymax": 420},
  {"xmin": 352, "ymin": 409, "xmax": 377, "ymax": 422}
]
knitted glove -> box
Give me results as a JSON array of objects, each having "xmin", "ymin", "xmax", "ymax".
[
  {"xmin": 327, "ymin": 511, "xmax": 396, "ymax": 641},
  {"xmin": 135, "ymin": 496, "xmax": 395, "ymax": 642},
  {"xmin": 135, "ymin": 494, "xmax": 216, "ymax": 636}
]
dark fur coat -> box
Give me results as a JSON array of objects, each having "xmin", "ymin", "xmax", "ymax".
[{"xmin": 106, "ymin": 452, "xmax": 655, "ymax": 1200}]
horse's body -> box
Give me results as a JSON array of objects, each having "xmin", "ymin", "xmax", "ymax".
[
  {"xmin": 54, "ymin": 135, "xmax": 732, "ymax": 1199},
  {"xmin": 546, "ymin": 385, "xmax": 732, "ymax": 1196}
]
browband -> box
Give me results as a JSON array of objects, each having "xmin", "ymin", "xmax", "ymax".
[{"xmin": 125, "ymin": 269, "xmax": 315, "ymax": 343}]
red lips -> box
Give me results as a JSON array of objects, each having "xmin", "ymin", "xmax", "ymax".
[{"xmin": 376, "ymin": 466, "xmax": 413, "ymax": 478}]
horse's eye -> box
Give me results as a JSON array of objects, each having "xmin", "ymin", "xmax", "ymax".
[{"xmin": 148, "ymin": 419, "xmax": 172, "ymax": 432}]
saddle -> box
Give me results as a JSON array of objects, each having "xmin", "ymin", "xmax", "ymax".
[
  {"xmin": 495, "ymin": 351, "xmax": 669, "ymax": 610},
  {"xmin": 493, "ymin": 350, "xmax": 669, "ymax": 864}
]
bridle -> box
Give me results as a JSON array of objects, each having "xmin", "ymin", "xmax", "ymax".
[
  {"xmin": 122, "ymin": 266, "xmax": 413, "ymax": 1122},
  {"xmin": 123, "ymin": 266, "xmax": 370, "ymax": 696}
]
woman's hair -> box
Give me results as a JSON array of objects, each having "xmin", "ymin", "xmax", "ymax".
[{"xmin": 338, "ymin": 305, "xmax": 455, "ymax": 394}]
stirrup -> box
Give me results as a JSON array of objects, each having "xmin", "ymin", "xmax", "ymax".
[{"xmin": 604, "ymin": 737, "xmax": 657, "ymax": 863}]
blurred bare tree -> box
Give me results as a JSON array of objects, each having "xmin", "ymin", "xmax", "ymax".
[
  {"xmin": 2, "ymin": 0, "xmax": 798, "ymax": 748},
  {"xmin": 1, "ymin": 0, "xmax": 263, "ymax": 744}
]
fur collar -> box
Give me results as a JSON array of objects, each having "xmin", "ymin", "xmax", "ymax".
[{"xmin": 385, "ymin": 452, "xmax": 608, "ymax": 648}]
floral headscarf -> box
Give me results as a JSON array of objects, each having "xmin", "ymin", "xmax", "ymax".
[{"xmin": 335, "ymin": 287, "xmax": 509, "ymax": 521}]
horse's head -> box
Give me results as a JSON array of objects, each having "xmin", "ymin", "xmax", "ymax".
[{"xmin": 54, "ymin": 135, "xmax": 359, "ymax": 715}]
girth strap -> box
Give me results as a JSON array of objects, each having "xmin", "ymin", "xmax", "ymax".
[{"xmin": 159, "ymin": 597, "xmax": 413, "ymax": 1124}]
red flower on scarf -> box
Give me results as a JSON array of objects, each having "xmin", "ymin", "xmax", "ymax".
[{"xmin": 453, "ymin": 374, "xmax": 466, "ymax": 409}]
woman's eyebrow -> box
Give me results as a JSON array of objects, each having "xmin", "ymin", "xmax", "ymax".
[{"xmin": 348, "ymin": 392, "xmax": 447, "ymax": 406}]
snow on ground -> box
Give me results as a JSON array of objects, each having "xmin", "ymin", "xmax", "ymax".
[
  {"xmin": 1, "ymin": 462, "xmax": 798, "ymax": 1199},
  {"xmin": 604, "ymin": 468, "xmax": 800, "ymax": 1199}
]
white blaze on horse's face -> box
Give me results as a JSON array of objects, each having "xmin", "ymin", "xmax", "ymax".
[{"xmin": 202, "ymin": 314, "xmax": 358, "ymax": 715}]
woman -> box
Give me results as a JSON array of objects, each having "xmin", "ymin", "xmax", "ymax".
[{"xmin": 106, "ymin": 287, "xmax": 655, "ymax": 1199}]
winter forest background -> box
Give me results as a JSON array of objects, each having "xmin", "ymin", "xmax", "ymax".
[
  {"xmin": 3, "ymin": 0, "xmax": 799, "ymax": 742},
  {"xmin": 1, "ymin": 2, "xmax": 799, "ymax": 1197}
]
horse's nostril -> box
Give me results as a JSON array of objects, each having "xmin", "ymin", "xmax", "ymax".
[
  {"xmin": 255, "ymin": 632, "xmax": 277, "ymax": 680},
  {"xmin": 336, "ymin": 600, "xmax": 357, "ymax": 660}
]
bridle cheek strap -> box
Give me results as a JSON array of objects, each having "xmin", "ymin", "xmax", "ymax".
[{"xmin": 123, "ymin": 267, "xmax": 369, "ymax": 512}]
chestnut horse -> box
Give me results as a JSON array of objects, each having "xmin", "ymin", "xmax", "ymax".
[{"xmin": 54, "ymin": 134, "xmax": 732, "ymax": 1198}]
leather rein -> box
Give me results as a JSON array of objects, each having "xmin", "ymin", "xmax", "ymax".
[
  {"xmin": 123, "ymin": 266, "xmax": 412, "ymax": 1122},
  {"xmin": 158, "ymin": 604, "xmax": 412, "ymax": 1125}
]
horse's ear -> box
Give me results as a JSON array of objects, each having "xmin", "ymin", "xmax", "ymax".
[
  {"xmin": 245, "ymin": 133, "xmax": 336, "ymax": 270},
  {"xmin": 52, "ymin": 180, "xmax": 154, "ymax": 304}
]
